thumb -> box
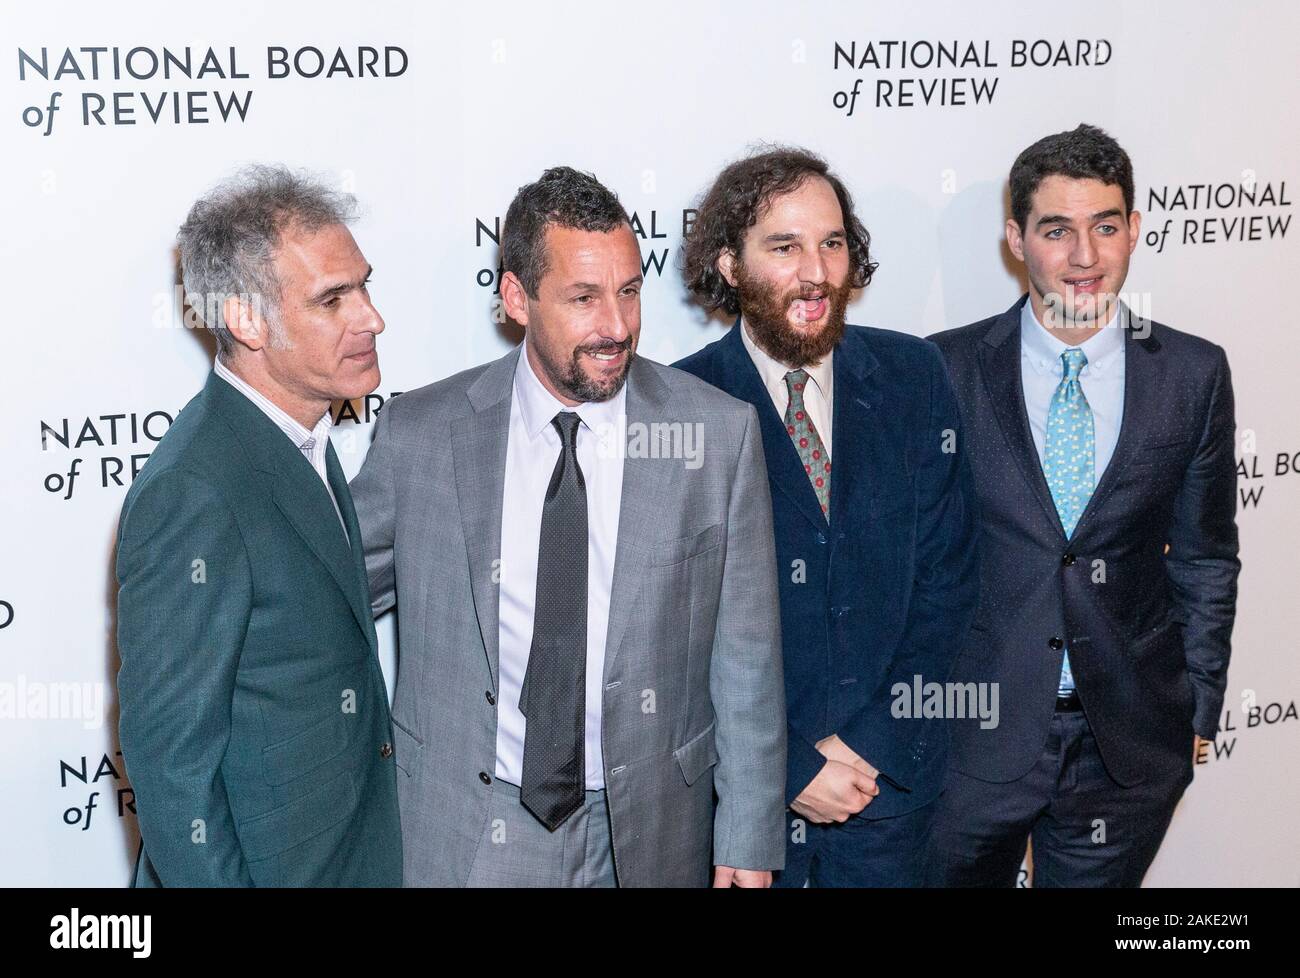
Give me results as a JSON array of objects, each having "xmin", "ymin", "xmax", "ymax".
[{"xmin": 852, "ymin": 771, "xmax": 879, "ymax": 797}]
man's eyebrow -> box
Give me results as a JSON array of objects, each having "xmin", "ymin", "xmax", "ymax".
[
  {"xmin": 566, "ymin": 273, "xmax": 644, "ymax": 293},
  {"xmin": 761, "ymin": 229, "xmax": 845, "ymax": 244},
  {"xmin": 1035, "ymin": 209, "xmax": 1124, "ymax": 229},
  {"xmin": 1035, "ymin": 214, "xmax": 1074, "ymax": 228},
  {"xmin": 308, "ymin": 265, "xmax": 373, "ymax": 304}
]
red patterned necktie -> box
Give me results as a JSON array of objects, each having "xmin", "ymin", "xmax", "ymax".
[{"xmin": 784, "ymin": 369, "xmax": 831, "ymax": 520}]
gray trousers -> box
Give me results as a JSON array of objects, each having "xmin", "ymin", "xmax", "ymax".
[{"xmin": 465, "ymin": 779, "xmax": 618, "ymax": 887}]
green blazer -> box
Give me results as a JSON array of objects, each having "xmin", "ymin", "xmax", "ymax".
[{"xmin": 115, "ymin": 370, "xmax": 402, "ymax": 886}]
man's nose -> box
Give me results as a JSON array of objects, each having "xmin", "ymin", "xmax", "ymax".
[
  {"xmin": 362, "ymin": 294, "xmax": 385, "ymax": 335},
  {"xmin": 799, "ymin": 249, "xmax": 828, "ymax": 286},
  {"xmin": 1070, "ymin": 233, "xmax": 1099, "ymax": 268},
  {"xmin": 600, "ymin": 299, "xmax": 632, "ymax": 343}
]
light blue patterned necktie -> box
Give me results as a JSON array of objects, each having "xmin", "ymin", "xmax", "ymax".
[{"xmin": 1042, "ymin": 347, "xmax": 1094, "ymax": 695}]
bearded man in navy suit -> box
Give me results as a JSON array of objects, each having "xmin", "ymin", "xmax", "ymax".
[{"xmin": 675, "ymin": 147, "xmax": 979, "ymax": 887}]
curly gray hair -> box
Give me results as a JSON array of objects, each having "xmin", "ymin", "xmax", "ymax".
[{"xmin": 178, "ymin": 164, "xmax": 357, "ymax": 357}]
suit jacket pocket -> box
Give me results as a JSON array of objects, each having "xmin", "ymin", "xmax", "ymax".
[
  {"xmin": 391, "ymin": 714, "xmax": 423, "ymax": 778},
  {"xmin": 1131, "ymin": 437, "xmax": 1193, "ymax": 466},
  {"xmin": 262, "ymin": 710, "xmax": 351, "ymax": 787},
  {"xmin": 1125, "ymin": 616, "xmax": 1194, "ymax": 717},
  {"xmin": 649, "ymin": 522, "xmax": 723, "ymax": 567},
  {"xmin": 238, "ymin": 768, "xmax": 358, "ymax": 861},
  {"xmin": 1126, "ymin": 616, "xmax": 1179, "ymax": 662},
  {"xmin": 673, "ymin": 719, "xmax": 719, "ymax": 786}
]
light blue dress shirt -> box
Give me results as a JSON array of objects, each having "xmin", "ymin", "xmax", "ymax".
[
  {"xmin": 1020, "ymin": 301, "xmax": 1126, "ymax": 502},
  {"xmin": 1020, "ymin": 300, "xmax": 1126, "ymax": 694}
]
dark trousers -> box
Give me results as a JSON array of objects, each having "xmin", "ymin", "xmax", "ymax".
[
  {"xmin": 774, "ymin": 797, "xmax": 937, "ymax": 888},
  {"xmin": 926, "ymin": 708, "xmax": 1193, "ymax": 887}
]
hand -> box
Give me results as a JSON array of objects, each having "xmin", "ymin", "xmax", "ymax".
[
  {"xmin": 791, "ymin": 758, "xmax": 877, "ymax": 824},
  {"xmin": 1193, "ymin": 734, "xmax": 1207, "ymax": 763},
  {"xmin": 815, "ymin": 734, "xmax": 880, "ymax": 781},
  {"xmin": 713, "ymin": 866, "xmax": 773, "ymax": 888}
]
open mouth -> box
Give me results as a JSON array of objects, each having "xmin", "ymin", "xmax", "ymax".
[
  {"xmin": 790, "ymin": 292, "xmax": 828, "ymax": 324},
  {"xmin": 1063, "ymin": 276, "xmax": 1104, "ymax": 295},
  {"xmin": 583, "ymin": 346, "xmax": 627, "ymax": 365}
]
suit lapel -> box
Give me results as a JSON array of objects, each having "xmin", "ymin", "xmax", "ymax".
[
  {"xmin": 452, "ymin": 346, "xmax": 518, "ymax": 692},
  {"xmin": 1070, "ymin": 309, "xmax": 1162, "ymax": 538},
  {"xmin": 827, "ymin": 328, "xmax": 879, "ymax": 527},
  {"xmin": 717, "ymin": 322, "xmax": 828, "ymax": 533},
  {"xmin": 204, "ymin": 371, "xmax": 376, "ymax": 648},
  {"xmin": 327, "ymin": 442, "xmax": 379, "ymax": 653},
  {"xmin": 978, "ymin": 296, "xmax": 1067, "ymax": 539},
  {"xmin": 602, "ymin": 356, "xmax": 676, "ymax": 683}
]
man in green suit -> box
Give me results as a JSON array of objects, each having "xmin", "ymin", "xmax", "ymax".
[{"xmin": 115, "ymin": 164, "xmax": 401, "ymax": 886}]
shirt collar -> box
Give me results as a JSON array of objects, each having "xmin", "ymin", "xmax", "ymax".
[
  {"xmin": 739, "ymin": 316, "xmax": 834, "ymax": 399},
  {"xmin": 1019, "ymin": 300, "xmax": 1125, "ymax": 377},
  {"xmin": 513, "ymin": 340, "xmax": 627, "ymax": 441},
  {"xmin": 213, "ymin": 357, "xmax": 330, "ymax": 450}
]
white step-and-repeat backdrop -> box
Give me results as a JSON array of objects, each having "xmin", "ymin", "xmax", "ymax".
[{"xmin": 2, "ymin": 0, "xmax": 1296, "ymax": 886}]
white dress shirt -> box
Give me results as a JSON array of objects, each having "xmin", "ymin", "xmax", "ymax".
[
  {"xmin": 213, "ymin": 357, "xmax": 347, "ymax": 539},
  {"xmin": 740, "ymin": 317, "xmax": 834, "ymax": 459},
  {"xmin": 495, "ymin": 343, "xmax": 626, "ymax": 790},
  {"xmin": 1019, "ymin": 301, "xmax": 1126, "ymax": 485}
]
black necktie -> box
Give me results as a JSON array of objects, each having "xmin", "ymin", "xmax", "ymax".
[{"xmin": 519, "ymin": 411, "xmax": 588, "ymax": 831}]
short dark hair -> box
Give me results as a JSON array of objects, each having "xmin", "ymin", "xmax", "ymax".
[
  {"xmin": 1009, "ymin": 123, "xmax": 1134, "ymax": 231},
  {"xmin": 501, "ymin": 166, "xmax": 630, "ymax": 298},
  {"xmin": 683, "ymin": 145, "xmax": 877, "ymax": 316}
]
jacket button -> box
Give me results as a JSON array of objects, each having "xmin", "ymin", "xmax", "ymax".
[
  {"xmin": 478, "ymin": 771, "xmax": 492, "ymax": 785},
  {"xmin": 1062, "ymin": 553, "xmax": 1076, "ymax": 566},
  {"xmin": 485, "ymin": 690, "xmax": 496, "ymax": 706},
  {"xmin": 1048, "ymin": 636, "xmax": 1064, "ymax": 651},
  {"xmin": 379, "ymin": 742, "xmax": 393, "ymax": 759}
]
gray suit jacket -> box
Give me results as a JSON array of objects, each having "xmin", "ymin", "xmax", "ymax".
[{"xmin": 350, "ymin": 346, "xmax": 787, "ymax": 886}]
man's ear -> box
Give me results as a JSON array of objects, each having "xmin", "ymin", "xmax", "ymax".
[
  {"xmin": 717, "ymin": 247, "xmax": 739, "ymax": 288},
  {"xmin": 1127, "ymin": 209, "xmax": 1142, "ymax": 255},
  {"xmin": 222, "ymin": 294, "xmax": 270, "ymax": 353},
  {"xmin": 1005, "ymin": 218, "xmax": 1025, "ymax": 263},
  {"xmin": 500, "ymin": 270, "xmax": 531, "ymax": 327}
]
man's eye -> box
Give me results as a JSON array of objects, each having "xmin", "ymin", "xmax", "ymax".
[
  {"xmin": 824, "ymin": 240, "xmax": 844, "ymax": 250},
  {"xmin": 1096, "ymin": 225, "xmax": 1117, "ymax": 235},
  {"xmin": 1046, "ymin": 228, "xmax": 1066, "ymax": 239},
  {"xmin": 574, "ymin": 295, "xmax": 592, "ymax": 304},
  {"xmin": 325, "ymin": 296, "xmax": 341, "ymax": 308},
  {"xmin": 621, "ymin": 288, "xmax": 639, "ymax": 297},
  {"xmin": 773, "ymin": 244, "xmax": 793, "ymax": 255}
]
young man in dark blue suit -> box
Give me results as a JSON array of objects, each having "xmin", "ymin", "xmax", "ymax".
[
  {"xmin": 675, "ymin": 147, "xmax": 979, "ymax": 886},
  {"xmin": 926, "ymin": 124, "xmax": 1240, "ymax": 886}
]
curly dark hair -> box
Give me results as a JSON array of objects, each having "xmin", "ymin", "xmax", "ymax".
[
  {"xmin": 502, "ymin": 165, "xmax": 630, "ymax": 299},
  {"xmin": 1009, "ymin": 123, "xmax": 1133, "ymax": 232},
  {"xmin": 683, "ymin": 146, "xmax": 877, "ymax": 316}
]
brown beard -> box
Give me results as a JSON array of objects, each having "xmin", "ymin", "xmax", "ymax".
[
  {"xmin": 535, "ymin": 335, "xmax": 635, "ymax": 403},
  {"xmin": 733, "ymin": 262, "xmax": 852, "ymax": 368}
]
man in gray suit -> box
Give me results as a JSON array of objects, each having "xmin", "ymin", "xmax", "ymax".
[{"xmin": 351, "ymin": 166, "xmax": 786, "ymax": 887}]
